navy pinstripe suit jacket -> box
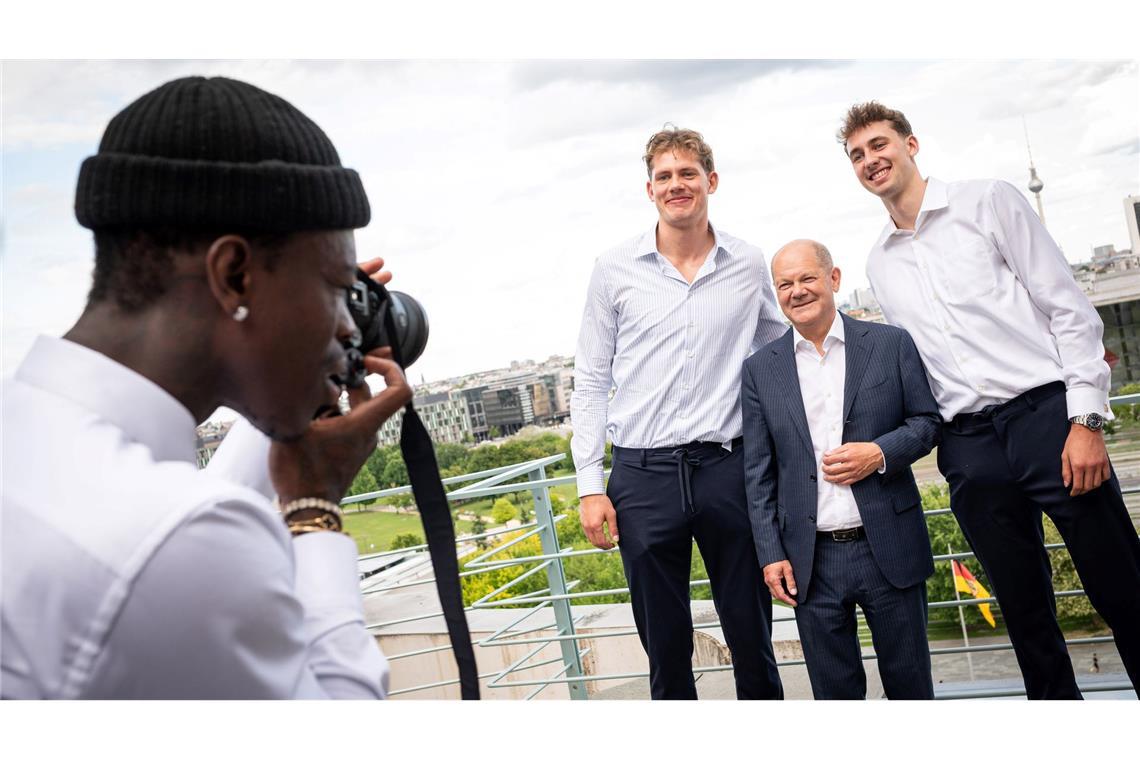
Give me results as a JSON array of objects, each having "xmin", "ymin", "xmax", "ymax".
[{"xmin": 741, "ymin": 313, "xmax": 940, "ymax": 603}]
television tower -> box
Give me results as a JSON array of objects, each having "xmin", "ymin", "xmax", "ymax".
[{"xmin": 1024, "ymin": 118, "xmax": 1046, "ymax": 229}]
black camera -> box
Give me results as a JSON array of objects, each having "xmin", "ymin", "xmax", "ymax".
[{"xmin": 336, "ymin": 269, "xmax": 429, "ymax": 388}]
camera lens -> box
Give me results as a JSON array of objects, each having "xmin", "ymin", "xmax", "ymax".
[
  {"xmin": 386, "ymin": 291, "xmax": 429, "ymax": 368},
  {"xmin": 335, "ymin": 273, "xmax": 430, "ymax": 389}
]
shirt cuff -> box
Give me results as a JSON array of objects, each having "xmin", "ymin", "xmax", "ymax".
[
  {"xmin": 876, "ymin": 446, "xmax": 887, "ymax": 475},
  {"xmin": 1066, "ymin": 386, "xmax": 1114, "ymax": 421},
  {"xmin": 292, "ymin": 531, "xmax": 366, "ymax": 631},
  {"xmin": 576, "ymin": 468, "xmax": 606, "ymax": 498}
]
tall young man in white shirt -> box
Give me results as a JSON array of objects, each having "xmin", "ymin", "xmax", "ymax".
[
  {"xmin": 839, "ymin": 101, "xmax": 1140, "ymax": 698},
  {"xmin": 2, "ymin": 77, "xmax": 411, "ymax": 698},
  {"xmin": 571, "ymin": 127, "xmax": 785, "ymax": 699}
]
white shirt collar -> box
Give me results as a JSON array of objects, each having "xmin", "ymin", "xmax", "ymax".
[
  {"xmin": 14, "ymin": 335, "xmax": 198, "ymax": 464},
  {"xmin": 876, "ymin": 176, "xmax": 948, "ymax": 248},
  {"xmin": 791, "ymin": 310, "xmax": 845, "ymax": 355},
  {"xmin": 635, "ymin": 221, "xmax": 730, "ymax": 259}
]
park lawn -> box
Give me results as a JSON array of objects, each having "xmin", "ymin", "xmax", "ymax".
[{"xmin": 343, "ymin": 509, "xmax": 475, "ymax": 553}]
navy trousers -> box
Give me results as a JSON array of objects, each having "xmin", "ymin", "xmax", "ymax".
[
  {"xmin": 607, "ymin": 440, "xmax": 783, "ymax": 700},
  {"xmin": 794, "ymin": 533, "xmax": 933, "ymax": 700},
  {"xmin": 939, "ymin": 382, "xmax": 1140, "ymax": 699}
]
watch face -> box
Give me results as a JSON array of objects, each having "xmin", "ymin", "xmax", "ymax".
[{"xmin": 1087, "ymin": 413, "xmax": 1105, "ymax": 431}]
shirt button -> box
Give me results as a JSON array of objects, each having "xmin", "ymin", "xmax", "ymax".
[
  {"xmin": 683, "ymin": 384, "xmax": 690, "ymax": 390},
  {"xmin": 687, "ymin": 352, "xmax": 695, "ymax": 358}
]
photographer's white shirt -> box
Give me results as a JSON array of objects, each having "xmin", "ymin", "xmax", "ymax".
[{"xmin": 1, "ymin": 336, "xmax": 388, "ymax": 699}]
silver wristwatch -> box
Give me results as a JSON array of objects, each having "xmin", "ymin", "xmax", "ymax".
[{"xmin": 1069, "ymin": 412, "xmax": 1105, "ymax": 432}]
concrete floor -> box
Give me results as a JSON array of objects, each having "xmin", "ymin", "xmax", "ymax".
[{"xmin": 592, "ymin": 637, "xmax": 1135, "ymax": 700}]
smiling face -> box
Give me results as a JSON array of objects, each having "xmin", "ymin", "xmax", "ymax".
[
  {"xmin": 771, "ymin": 241, "xmax": 842, "ymax": 336},
  {"xmin": 845, "ymin": 120, "xmax": 921, "ymax": 201},
  {"xmin": 645, "ymin": 149, "xmax": 718, "ymax": 229},
  {"xmin": 232, "ymin": 230, "xmax": 359, "ymax": 440}
]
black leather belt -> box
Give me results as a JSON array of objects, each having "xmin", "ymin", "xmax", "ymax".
[
  {"xmin": 946, "ymin": 381, "xmax": 1065, "ymax": 432},
  {"xmin": 817, "ymin": 526, "xmax": 866, "ymax": 542}
]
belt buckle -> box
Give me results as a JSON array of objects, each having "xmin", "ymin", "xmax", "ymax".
[{"xmin": 831, "ymin": 527, "xmax": 859, "ymax": 542}]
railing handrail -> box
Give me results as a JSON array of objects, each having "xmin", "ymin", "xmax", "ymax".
[{"xmin": 354, "ymin": 438, "xmax": 1139, "ymax": 700}]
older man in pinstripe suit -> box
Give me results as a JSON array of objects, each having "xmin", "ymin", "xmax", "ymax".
[
  {"xmin": 741, "ymin": 239, "xmax": 941, "ymax": 699},
  {"xmin": 571, "ymin": 127, "xmax": 785, "ymax": 699}
]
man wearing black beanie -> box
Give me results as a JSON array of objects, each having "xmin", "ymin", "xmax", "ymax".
[{"xmin": 1, "ymin": 76, "xmax": 410, "ymax": 698}]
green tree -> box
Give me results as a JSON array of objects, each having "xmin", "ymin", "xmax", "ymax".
[
  {"xmin": 467, "ymin": 445, "xmax": 505, "ymax": 474},
  {"xmin": 381, "ymin": 456, "xmax": 409, "ymax": 488},
  {"xmin": 381, "ymin": 492, "xmax": 414, "ymax": 509},
  {"xmin": 390, "ymin": 533, "xmax": 423, "ymax": 550},
  {"xmin": 561, "ymin": 432, "xmax": 577, "ymax": 472},
  {"xmin": 471, "ymin": 515, "xmax": 489, "ymax": 550},
  {"xmin": 491, "ymin": 498, "xmax": 520, "ymax": 524},
  {"xmin": 347, "ymin": 466, "xmax": 380, "ymax": 507},
  {"xmin": 363, "ymin": 446, "xmax": 389, "ymax": 485},
  {"xmin": 488, "ymin": 425, "xmax": 502, "ymax": 439},
  {"xmin": 434, "ymin": 442, "xmax": 469, "ymax": 471}
]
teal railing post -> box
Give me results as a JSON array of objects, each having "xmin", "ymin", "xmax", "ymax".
[{"xmin": 529, "ymin": 464, "xmax": 587, "ymax": 699}]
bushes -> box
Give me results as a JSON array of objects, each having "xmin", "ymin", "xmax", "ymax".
[
  {"xmin": 458, "ymin": 481, "xmax": 1100, "ymax": 630},
  {"xmin": 920, "ymin": 483, "xmax": 1095, "ymax": 626}
]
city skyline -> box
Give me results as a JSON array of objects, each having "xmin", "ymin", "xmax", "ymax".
[{"xmin": 4, "ymin": 59, "xmax": 1138, "ymax": 392}]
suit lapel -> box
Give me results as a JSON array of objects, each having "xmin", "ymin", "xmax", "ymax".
[
  {"xmin": 842, "ymin": 314, "xmax": 874, "ymax": 423},
  {"xmin": 771, "ymin": 333, "xmax": 815, "ymax": 458}
]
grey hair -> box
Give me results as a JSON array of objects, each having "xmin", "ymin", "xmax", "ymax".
[{"xmin": 773, "ymin": 239, "xmax": 833, "ymax": 272}]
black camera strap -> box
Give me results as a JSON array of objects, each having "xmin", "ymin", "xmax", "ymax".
[
  {"xmin": 387, "ymin": 313, "xmax": 480, "ymax": 700},
  {"xmin": 398, "ymin": 408, "xmax": 480, "ymax": 699}
]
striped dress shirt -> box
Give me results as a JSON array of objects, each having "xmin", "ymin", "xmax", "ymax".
[{"xmin": 571, "ymin": 223, "xmax": 786, "ymax": 496}]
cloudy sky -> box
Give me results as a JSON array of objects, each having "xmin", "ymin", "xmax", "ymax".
[{"xmin": 3, "ymin": 58, "xmax": 1138, "ymax": 389}]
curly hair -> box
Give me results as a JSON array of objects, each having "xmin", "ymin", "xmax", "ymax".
[
  {"xmin": 837, "ymin": 101, "xmax": 913, "ymax": 151},
  {"xmin": 643, "ymin": 125, "xmax": 715, "ymax": 177}
]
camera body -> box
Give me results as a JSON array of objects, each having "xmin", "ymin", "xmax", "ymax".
[{"xmin": 338, "ymin": 270, "xmax": 429, "ymax": 388}]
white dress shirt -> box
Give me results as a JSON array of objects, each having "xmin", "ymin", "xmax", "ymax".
[
  {"xmin": 867, "ymin": 177, "xmax": 1111, "ymax": 421},
  {"xmin": 570, "ymin": 223, "xmax": 786, "ymax": 496},
  {"xmin": 1, "ymin": 336, "xmax": 388, "ymax": 699},
  {"xmin": 792, "ymin": 315, "xmax": 863, "ymax": 531}
]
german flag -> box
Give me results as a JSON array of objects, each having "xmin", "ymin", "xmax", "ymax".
[{"xmin": 952, "ymin": 559, "xmax": 997, "ymax": 627}]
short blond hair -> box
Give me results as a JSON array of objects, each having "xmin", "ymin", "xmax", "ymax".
[{"xmin": 643, "ymin": 126, "xmax": 715, "ymax": 178}]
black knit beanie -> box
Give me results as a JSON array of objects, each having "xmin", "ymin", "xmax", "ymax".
[{"xmin": 75, "ymin": 76, "xmax": 370, "ymax": 232}]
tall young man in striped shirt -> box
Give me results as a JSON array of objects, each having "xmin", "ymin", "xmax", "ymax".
[{"xmin": 570, "ymin": 127, "xmax": 785, "ymax": 699}]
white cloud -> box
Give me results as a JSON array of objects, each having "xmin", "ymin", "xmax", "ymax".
[{"xmin": 3, "ymin": 59, "xmax": 1138, "ymax": 386}]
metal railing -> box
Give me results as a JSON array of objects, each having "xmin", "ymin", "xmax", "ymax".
[{"xmin": 349, "ymin": 409, "xmax": 1140, "ymax": 700}]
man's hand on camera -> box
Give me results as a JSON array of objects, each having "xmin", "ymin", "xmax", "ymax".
[
  {"xmin": 269, "ymin": 351, "xmax": 411, "ymax": 505},
  {"xmin": 581, "ymin": 494, "xmax": 619, "ymax": 550},
  {"xmin": 359, "ymin": 256, "xmax": 392, "ymax": 287}
]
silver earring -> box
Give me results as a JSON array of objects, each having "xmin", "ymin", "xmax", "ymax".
[{"xmin": 232, "ymin": 305, "xmax": 249, "ymax": 322}]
